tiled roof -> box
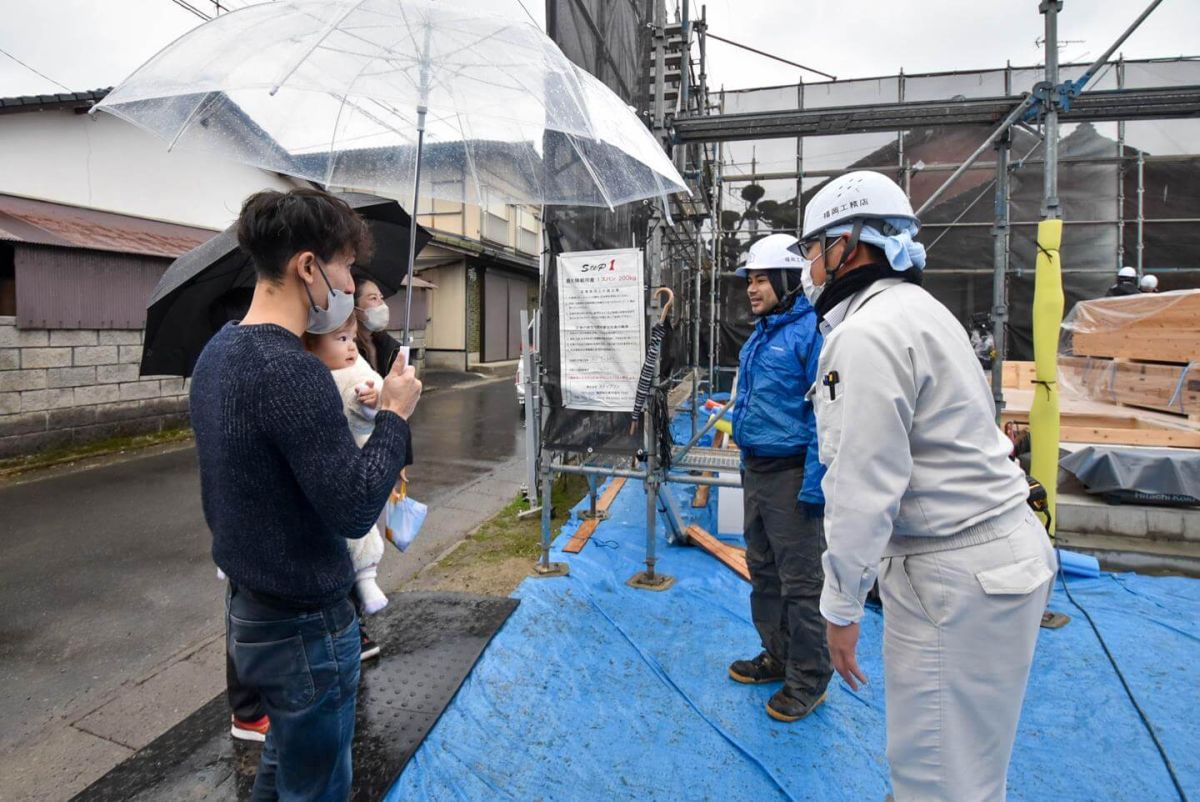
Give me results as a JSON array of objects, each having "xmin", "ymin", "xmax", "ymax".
[
  {"xmin": 0, "ymin": 194, "xmax": 216, "ymax": 258},
  {"xmin": 0, "ymin": 88, "xmax": 112, "ymax": 115}
]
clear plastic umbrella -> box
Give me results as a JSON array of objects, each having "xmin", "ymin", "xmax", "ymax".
[{"xmin": 94, "ymin": 0, "xmax": 687, "ymax": 339}]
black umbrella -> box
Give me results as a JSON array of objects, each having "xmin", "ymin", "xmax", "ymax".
[{"xmin": 140, "ymin": 192, "xmax": 432, "ymax": 378}]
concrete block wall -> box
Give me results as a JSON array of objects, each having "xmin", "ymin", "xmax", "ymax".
[{"xmin": 0, "ymin": 318, "xmax": 189, "ymax": 458}]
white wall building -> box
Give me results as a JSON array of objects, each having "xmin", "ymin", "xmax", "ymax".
[{"xmin": 0, "ymin": 89, "xmax": 300, "ymax": 230}]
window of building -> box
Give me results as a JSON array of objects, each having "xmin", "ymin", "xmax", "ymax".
[{"xmin": 0, "ymin": 243, "xmax": 14, "ymax": 317}]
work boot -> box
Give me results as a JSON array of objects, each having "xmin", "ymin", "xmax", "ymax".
[
  {"xmin": 765, "ymin": 686, "xmax": 827, "ymax": 722},
  {"xmin": 728, "ymin": 651, "xmax": 785, "ymax": 684}
]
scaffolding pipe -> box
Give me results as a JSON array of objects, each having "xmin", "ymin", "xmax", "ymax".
[
  {"xmin": 674, "ymin": 394, "xmax": 736, "ymax": 464},
  {"xmin": 915, "ymin": 95, "xmax": 1036, "ymax": 217},
  {"xmin": 548, "ymin": 462, "xmax": 742, "ymax": 488},
  {"xmin": 539, "ymin": 459, "xmax": 553, "ymax": 564},
  {"xmin": 733, "ymin": 216, "xmax": 1200, "ymax": 233},
  {"xmin": 692, "ymin": 224, "xmax": 703, "ymax": 434},
  {"xmin": 1117, "ymin": 56, "xmax": 1127, "ymax": 268},
  {"xmin": 708, "ymin": 91, "xmax": 724, "ymax": 389},
  {"xmin": 722, "ymin": 153, "xmax": 1200, "ymax": 183},
  {"xmin": 1137, "ymin": 149, "xmax": 1146, "ymax": 275},
  {"xmin": 1073, "ymin": 0, "xmax": 1166, "ymax": 94},
  {"xmin": 795, "ymin": 80, "xmax": 805, "ymax": 237},
  {"xmin": 643, "ymin": 392, "xmax": 660, "ymax": 578},
  {"xmin": 680, "ymin": 0, "xmax": 690, "ymax": 118},
  {"xmin": 991, "ymin": 132, "xmax": 1011, "ymax": 420}
]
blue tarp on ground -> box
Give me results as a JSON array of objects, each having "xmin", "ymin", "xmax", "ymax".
[{"xmin": 388, "ymin": 423, "xmax": 1199, "ymax": 801}]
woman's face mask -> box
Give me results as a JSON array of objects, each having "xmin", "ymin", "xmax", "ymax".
[
  {"xmin": 359, "ymin": 303, "xmax": 390, "ymax": 332},
  {"xmin": 304, "ymin": 259, "xmax": 355, "ymax": 335}
]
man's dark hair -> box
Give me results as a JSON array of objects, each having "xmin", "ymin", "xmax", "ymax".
[{"xmin": 236, "ymin": 189, "xmax": 374, "ymax": 282}]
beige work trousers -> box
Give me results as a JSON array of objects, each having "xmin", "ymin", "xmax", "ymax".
[{"xmin": 879, "ymin": 506, "xmax": 1055, "ymax": 802}]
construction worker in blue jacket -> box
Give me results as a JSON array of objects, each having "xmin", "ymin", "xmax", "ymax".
[{"xmin": 728, "ymin": 233, "xmax": 831, "ymax": 722}]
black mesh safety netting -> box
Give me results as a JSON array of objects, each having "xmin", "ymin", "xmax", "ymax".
[
  {"xmin": 714, "ymin": 58, "xmax": 1200, "ymax": 362},
  {"xmin": 541, "ymin": 0, "xmax": 660, "ymax": 455}
]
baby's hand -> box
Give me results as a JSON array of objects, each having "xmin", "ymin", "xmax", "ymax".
[{"xmin": 355, "ymin": 380, "xmax": 379, "ymax": 409}]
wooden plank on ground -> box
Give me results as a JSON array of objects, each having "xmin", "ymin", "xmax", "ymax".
[
  {"xmin": 685, "ymin": 524, "xmax": 750, "ymax": 582},
  {"xmin": 563, "ymin": 477, "xmax": 627, "ymax": 554},
  {"xmin": 1059, "ymin": 426, "xmax": 1200, "ymax": 448}
]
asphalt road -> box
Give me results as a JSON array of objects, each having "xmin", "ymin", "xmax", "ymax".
[{"xmin": 0, "ymin": 375, "xmax": 524, "ymax": 755}]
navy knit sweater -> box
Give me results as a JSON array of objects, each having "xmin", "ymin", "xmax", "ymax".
[{"xmin": 191, "ymin": 323, "xmax": 412, "ymax": 608}]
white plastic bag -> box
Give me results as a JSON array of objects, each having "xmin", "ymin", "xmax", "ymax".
[{"xmin": 384, "ymin": 482, "xmax": 427, "ymax": 552}]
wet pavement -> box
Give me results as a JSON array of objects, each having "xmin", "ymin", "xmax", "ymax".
[
  {"xmin": 0, "ymin": 376, "xmax": 526, "ymax": 798},
  {"xmin": 72, "ymin": 593, "xmax": 519, "ymax": 802}
]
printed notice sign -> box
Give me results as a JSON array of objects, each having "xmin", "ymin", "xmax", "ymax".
[{"xmin": 556, "ymin": 248, "xmax": 646, "ymax": 412}]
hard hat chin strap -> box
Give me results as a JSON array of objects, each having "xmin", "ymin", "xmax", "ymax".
[{"xmin": 822, "ymin": 218, "xmax": 865, "ymax": 284}]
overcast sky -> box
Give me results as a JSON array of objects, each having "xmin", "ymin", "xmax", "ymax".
[{"xmin": 2, "ymin": 0, "xmax": 1196, "ymax": 100}]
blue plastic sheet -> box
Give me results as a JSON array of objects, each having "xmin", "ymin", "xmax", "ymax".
[{"xmin": 388, "ymin": 426, "xmax": 1199, "ymax": 801}]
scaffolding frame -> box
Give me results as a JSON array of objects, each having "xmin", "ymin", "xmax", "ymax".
[{"xmin": 533, "ymin": 0, "xmax": 1200, "ymax": 589}]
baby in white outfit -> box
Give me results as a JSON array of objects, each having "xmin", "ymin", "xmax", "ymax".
[{"xmin": 304, "ymin": 316, "xmax": 391, "ymax": 614}]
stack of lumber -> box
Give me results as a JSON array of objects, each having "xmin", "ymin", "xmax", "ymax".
[
  {"xmin": 1069, "ymin": 291, "xmax": 1200, "ymax": 365},
  {"xmin": 1001, "ymin": 361, "xmax": 1039, "ymax": 390},
  {"xmin": 997, "ymin": 292, "xmax": 1200, "ymax": 446},
  {"xmin": 1058, "ymin": 357, "xmax": 1200, "ymax": 417},
  {"xmin": 1063, "ymin": 290, "xmax": 1200, "ymax": 418},
  {"xmin": 1001, "ymin": 389, "xmax": 1200, "ymax": 449}
]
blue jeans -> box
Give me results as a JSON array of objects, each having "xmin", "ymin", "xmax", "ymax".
[{"xmin": 227, "ymin": 585, "xmax": 361, "ymax": 802}]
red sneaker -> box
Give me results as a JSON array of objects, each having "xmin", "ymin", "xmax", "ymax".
[{"xmin": 230, "ymin": 714, "xmax": 269, "ymax": 742}]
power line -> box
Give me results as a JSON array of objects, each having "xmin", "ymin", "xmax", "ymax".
[
  {"xmin": 169, "ymin": 0, "xmax": 211, "ymax": 21},
  {"xmin": 705, "ymin": 32, "xmax": 835, "ymax": 81},
  {"xmin": 0, "ymin": 45, "xmax": 71, "ymax": 91}
]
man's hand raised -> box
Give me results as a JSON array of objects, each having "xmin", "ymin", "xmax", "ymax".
[{"xmin": 380, "ymin": 363, "xmax": 422, "ymax": 420}]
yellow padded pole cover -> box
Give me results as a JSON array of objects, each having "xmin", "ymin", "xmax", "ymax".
[{"xmin": 1030, "ymin": 218, "xmax": 1064, "ymax": 533}]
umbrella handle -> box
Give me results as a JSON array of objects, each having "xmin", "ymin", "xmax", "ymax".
[{"xmin": 654, "ymin": 287, "xmax": 675, "ymax": 324}]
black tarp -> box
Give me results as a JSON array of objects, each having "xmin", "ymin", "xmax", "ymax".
[{"xmin": 542, "ymin": 0, "xmax": 655, "ymax": 454}]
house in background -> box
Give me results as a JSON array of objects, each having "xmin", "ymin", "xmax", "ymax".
[
  {"xmin": 414, "ymin": 199, "xmax": 540, "ymax": 372},
  {"xmin": 0, "ymin": 88, "xmax": 305, "ymax": 456}
]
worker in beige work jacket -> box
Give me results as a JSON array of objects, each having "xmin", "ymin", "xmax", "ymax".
[{"xmin": 799, "ymin": 171, "xmax": 1056, "ymax": 802}]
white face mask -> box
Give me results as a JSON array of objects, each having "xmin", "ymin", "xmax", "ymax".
[
  {"xmin": 359, "ymin": 303, "xmax": 390, "ymax": 332},
  {"xmin": 799, "ymin": 235, "xmax": 843, "ymax": 308},
  {"xmin": 800, "ymin": 257, "xmax": 824, "ymax": 307}
]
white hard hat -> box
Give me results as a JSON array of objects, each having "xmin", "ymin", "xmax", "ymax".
[
  {"xmin": 802, "ymin": 171, "xmax": 918, "ymax": 241},
  {"xmin": 734, "ymin": 233, "xmax": 804, "ymax": 277},
  {"xmin": 1118, "ymin": 266, "xmax": 1137, "ymax": 279},
  {"xmin": 1140, "ymin": 274, "xmax": 1159, "ymax": 290}
]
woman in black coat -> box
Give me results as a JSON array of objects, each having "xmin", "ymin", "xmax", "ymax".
[{"xmin": 352, "ymin": 271, "xmax": 405, "ymax": 374}]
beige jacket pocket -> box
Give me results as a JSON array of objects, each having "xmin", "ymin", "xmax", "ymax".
[{"xmin": 975, "ymin": 556, "xmax": 1054, "ymax": 596}]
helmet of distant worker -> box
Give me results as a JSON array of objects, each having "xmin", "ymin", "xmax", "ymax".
[
  {"xmin": 798, "ymin": 171, "xmax": 926, "ymax": 310},
  {"xmin": 735, "ymin": 233, "xmax": 807, "ymax": 317},
  {"xmin": 1140, "ymin": 274, "xmax": 1159, "ymax": 292}
]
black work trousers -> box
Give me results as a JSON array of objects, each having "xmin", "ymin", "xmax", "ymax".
[{"xmin": 742, "ymin": 465, "xmax": 833, "ymax": 704}]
